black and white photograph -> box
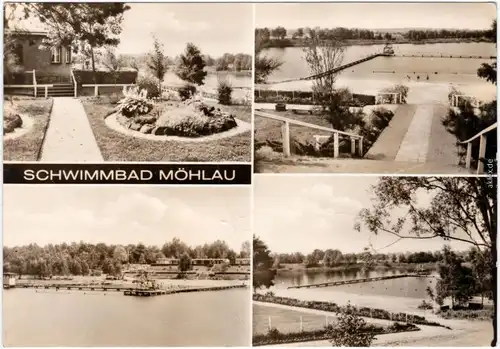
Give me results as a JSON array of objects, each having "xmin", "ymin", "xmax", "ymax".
[
  {"xmin": 3, "ymin": 185, "xmax": 251, "ymax": 347},
  {"xmin": 253, "ymin": 175, "xmax": 496, "ymax": 346},
  {"xmin": 4, "ymin": 3, "xmax": 252, "ymax": 162},
  {"xmin": 254, "ymin": 2, "xmax": 497, "ymax": 174}
]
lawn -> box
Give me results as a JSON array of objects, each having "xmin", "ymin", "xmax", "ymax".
[
  {"xmin": 82, "ymin": 97, "xmax": 251, "ymax": 162},
  {"xmin": 3, "ymin": 98, "xmax": 53, "ymax": 161},
  {"xmin": 253, "ymin": 303, "xmax": 334, "ymax": 335},
  {"xmin": 254, "ymin": 109, "xmax": 334, "ymax": 148}
]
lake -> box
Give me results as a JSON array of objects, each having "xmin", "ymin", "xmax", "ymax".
[
  {"xmin": 274, "ymin": 268, "xmax": 437, "ymax": 299},
  {"xmin": 259, "ymin": 42, "xmax": 496, "ymax": 101},
  {"xmin": 3, "ymin": 288, "xmax": 250, "ymax": 347},
  {"xmin": 163, "ymin": 71, "xmax": 251, "ymax": 100}
]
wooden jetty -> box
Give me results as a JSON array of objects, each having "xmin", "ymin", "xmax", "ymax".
[
  {"xmin": 269, "ymin": 53, "xmax": 388, "ymax": 84},
  {"xmin": 396, "ymin": 54, "xmax": 496, "ymax": 59},
  {"xmin": 287, "ymin": 274, "xmax": 422, "ymax": 289},
  {"xmin": 17, "ymin": 282, "xmax": 248, "ymax": 297}
]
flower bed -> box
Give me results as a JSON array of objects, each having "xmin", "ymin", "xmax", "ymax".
[
  {"xmin": 252, "ymin": 322, "xmax": 420, "ymax": 346},
  {"xmin": 253, "ymin": 294, "xmax": 445, "ymax": 327},
  {"xmin": 108, "ymin": 87, "xmax": 238, "ymax": 138},
  {"xmin": 3, "ymin": 104, "xmax": 23, "ymax": 134}
]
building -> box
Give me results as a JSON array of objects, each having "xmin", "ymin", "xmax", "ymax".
[
  {"xmin": 234, "ymin": 258, "xmax": 251, "ymax": 266},
  {"xmin": 5, "ymin": 30, "xmax": 73, "ymax": 84},
  {"xmin": 3, "ymin": 273, "xmax": 17, "ymax": 289}
]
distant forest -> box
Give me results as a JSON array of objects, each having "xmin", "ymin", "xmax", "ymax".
[
  {"xmin": 273, "ymin": 249, "xmax": 475, "ymax": 268},
  {"xmin": 3, "ymin": 238, "xmax": 250, "ymax": 277},
  {"xmin": 255, "ymin": 24, "xmax": 496, "ymax": 48}
]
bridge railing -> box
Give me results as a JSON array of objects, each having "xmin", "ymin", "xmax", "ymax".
[
  {"xmin": 255, "ymin": 110, "xmax": 363, "ymax": 158},
  {"xmin": 459, "ymin": 122, "xmax": 497, "ymax": 174}
]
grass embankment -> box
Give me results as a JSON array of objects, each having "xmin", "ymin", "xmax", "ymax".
[
  {"xmin": 253, "ymin": 304, "xmax": 420, "ymax": 346},
  {"xmin": 82, "ymin": 96, "xmax": 251, "ymax": 162},
  {"xmin": 253, "ymin": 293, "xmax": 446, "ymax": 327},
  {"xmin": 3, "ymin": 98, "xmax": 53, "ymax": 161}
]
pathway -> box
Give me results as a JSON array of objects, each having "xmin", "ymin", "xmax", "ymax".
[{"xmin": 40, "ymin": 97, "xmax": 103, "ymax": 162}]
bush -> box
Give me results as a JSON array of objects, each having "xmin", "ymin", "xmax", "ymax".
[
  {"xmin": 3, "ymin": 104, "xmax": 23, "ymax": 134},
  {"xmin": 178, "ymin": 84, "xmax": 197, "ymax": 101},
  {"xmin": 136, "ymin": 75, "xmax": 161, "ymax": 99},
  {"xmin": 217, "ymin": 78, "xmax": 233, "ymax": 105},
  {"xmin": 114, "ymin": 86, "xmax": 154, "ymax": 118},
  {"xmin": 418, "ymin": 300, "xmax": 434, "ymax": 310}
]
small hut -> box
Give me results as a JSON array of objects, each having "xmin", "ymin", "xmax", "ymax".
[{"xmin": 3, "ymin": 272, "xmax": 17, "ymax": 289}]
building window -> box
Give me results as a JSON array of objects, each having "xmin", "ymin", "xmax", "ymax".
[
  {"xmin": 51, "ymin": 47, "xmax": 62, "ymax": 64},
  {"xmin": 65, "ymin": 46, "xmax": 71, "ymax": 64}
]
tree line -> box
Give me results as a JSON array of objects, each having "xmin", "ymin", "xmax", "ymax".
[
  {"xmin": 3, "ymin": 238, "xmax": 250, "ymax": 278},
  {"xmin": 255, "ymin": 25, "xmax": 494, "ymax": 49}
]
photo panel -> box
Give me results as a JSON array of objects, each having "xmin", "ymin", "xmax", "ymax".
[
  {"xmin": 4, "ymin": 3, "xmax": 253, "ymax": 163},
  {"xmin": 252, "ymin": 175, "xmax": 496, "ymax": 346},
  {"xmin": 3, "ymin": 185, "xmax": 251, "ymax": 347},
  {"xmin": 253, "ymin": 2, "xmax": 497, "ymax": 175}
]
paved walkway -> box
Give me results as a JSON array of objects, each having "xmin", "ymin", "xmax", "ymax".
[{"xmin": 40, "ymin": 97, "xmax": 103, "ymax": 162}]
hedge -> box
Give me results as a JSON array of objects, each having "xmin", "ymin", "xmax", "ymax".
[{"xmin": 73, "ymin": 70, "xmax": 138, "ymax": 85}]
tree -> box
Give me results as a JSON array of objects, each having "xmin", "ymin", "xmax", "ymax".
[
  {"xmin": 179, "ymin": 252, "xmax": 192, "ymax": 273},
  {"xmin": 255, "ymin": 29, "xmax": 283, "ymax": 84},
  {"xmin": 21, "ymin": 3, "xmax": 130, "ymax": 83},
  {"xmin": 253, "ymin": 236, "xmax": 276, "ymax": 290},
  {"xmin": 147, "ymin": 35, "xmax": 168, "ymax": 94},
  {"xmin": 477, "ymin": 62, "xmax": 497, "ymax": 85},
  {"xmin": 113, "ymin": 245, "xmax": 128, "ymax": 264},
  {"xmin": 327, "ymin": 302, "xmax": 376, "ymax": 347},
  {"xmin": 101, "ymin": 47, "xmax": 124, "ymax": 83},
  {"xmin": 175, "ymin": 43, "xmax": 207, "ymax": 86},
  {"xmin": 240, "ymin": 241, "xmax": 251, "ymax": 258},
  {"xmin": 302, "ymin": 32, "xmax": 345, "ymax": 106},
  {"xmin": 355, "ymin": 177, "xmax": 497, "ymax": 346}
]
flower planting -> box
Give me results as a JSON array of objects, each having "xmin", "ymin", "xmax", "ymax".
[
  {"xmin": 253, "ymin": 293, "xmax": 445, "ymax": 327},
  {"xmin": 3, "ymin": 104, "xmax": 23, "ymax": 134},
  {"xmin": 108, "ymin": 86, "xmax": 239, "ymax": 138}
]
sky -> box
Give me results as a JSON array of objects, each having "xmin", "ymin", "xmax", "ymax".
[
  {"xmin": 4, "ymin": 186, "xmax": 250, "ymax": 251},
  {"xmin": 254, "ymin": 176, "xmax": 474, "ymax": 255},
  {"xmin": 7, "ymin": 3, "xmax": 253, "ymax": 57},
  {"xmin": 256, "ymin": 3, "xmax": 496, "ymax": 30}
]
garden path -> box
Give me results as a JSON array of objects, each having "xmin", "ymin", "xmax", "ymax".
[{"xmin": 40, "ymin": 97, "xmax": 103, "ymax": 162}]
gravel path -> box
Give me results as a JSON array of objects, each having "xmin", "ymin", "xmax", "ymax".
[{"xmin": 40, "ymin": 97, "xmax": 103, "ymax": 162}]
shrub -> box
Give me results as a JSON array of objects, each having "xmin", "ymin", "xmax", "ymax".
[
  {"xmin": 115, "ymin": 86, "xmax": 154, "ymax": 118},
  {"xmin": 3, "ymin": 104, "xmax": 22, "ymax": 134},
  {"xmin": 136, "ymin": 74, "xmax": 161, "ymax": 98},
  {"xmin": 217, "ymin": 77, "xmax": 233, "ymax": 105},
  {"xmin": 178, "ymin": 84, "xmax": 197, "ymax": 101},
  {"xmin": 418, "ymin": 300, "xmax": 434, "ymax": 310}
]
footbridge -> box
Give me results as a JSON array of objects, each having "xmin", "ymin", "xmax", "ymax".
[
  {"xmin": 287, "ymin": 274, "xmax": 428, "ymax": 289},
  {"xmin": 267, "ymin": 53, "xmax": 391, "ymax": 84}
]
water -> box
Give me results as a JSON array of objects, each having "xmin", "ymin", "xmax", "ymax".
[
  {"xmin": 3, "ymin": 288, "xmax": 250, "ymax": 347},
  {"xmin": 259, "ymin": 42, "xmax": 496, "ymax": 100},
  {"xmin": 274, "ymin": 269, "xmax": 437, "ymax": 299},
  {"xmin": 163, "ymin": 71, "xmax": 251, "ymax": 99}
]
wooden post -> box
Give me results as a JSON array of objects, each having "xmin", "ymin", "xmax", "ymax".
[
  {"xmin": 351, "ymin": 137, "xmax": 356, "ymax": 155},
  {"xmin": 465, "ymin": 142, "xmax": 472, "ymax": 169},
  {"xmin": 94, "ymin": 85, "xmax": 98, "ymax": 97},
  {"xmin": 268, "ymin": 316, "xmax": 272, "ymax": 331},
  {"xmin": 44, "ymin": 86, "xmax": 48, "ymax": 98},
  {"xmin": 333, "ymin": 132, "xmax": 339, "ymax": 158},
  {"xmin": 314, "ymin": 136, "xmax": 321, "ymax": 151},
  {"xmin": 300, "ymin": 316, "xmax": 303, "ymax": 332},
  {"xmin": 358, "ymin": 137, "xmax": 364, "ymax": 157},
  {"xmin": 325, "ymin": 316, "xmax": 328, "ymax": 327},
  {"xmin": 282, "ymin": 121, "xmax": 291, "ymax": 157},
  {"xmin": 477, "ymin": 134, "xmax": 487, "ymax": 174}
]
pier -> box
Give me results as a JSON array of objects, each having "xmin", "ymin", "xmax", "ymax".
[
  {"xmin": 287, "ymin": 274, "xmax": 427, "ymax": 289},
  {"xmin": 16, "ymin": 282, "xmax": 248, "ymax": 296},
  {"xmin": 268, "ymin": 53, "xmax": 389, "ymax": 84}
]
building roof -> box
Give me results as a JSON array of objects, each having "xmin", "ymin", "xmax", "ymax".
[{"xmin": 5, "ymin": 29, "xmax": 47, "ymax": 37}]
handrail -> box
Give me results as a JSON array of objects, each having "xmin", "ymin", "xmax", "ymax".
[
  {"xmin": 255, "ymin": 110, "xmax": 362, "ymax": 139},
  {"xmin": 458, "ymin": 122, "xmax": 497, "ymax": 174},
  {"xmin": 255, "ymin": 110, "xmax": 364, "ymax": 158},
  {"xmin": 70, "ymin": 69, "xmax": 77, "ymax": 97},
  {"xmin": 32, "ymin": 70, "xmax": 37, "ymax": 97},
  {"xmin": 459, "ymin": 122, "xmax": 497, "ymax": 144}
]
